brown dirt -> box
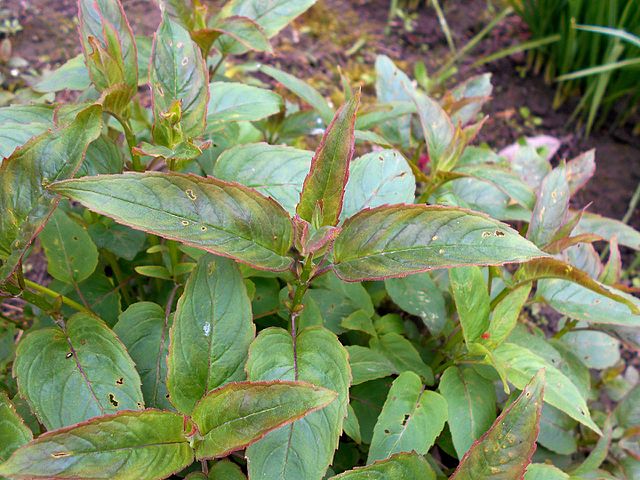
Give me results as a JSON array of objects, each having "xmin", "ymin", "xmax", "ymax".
[{"xmin": 2, "ymin": 0, "xmax": 639, "ymax": 228}]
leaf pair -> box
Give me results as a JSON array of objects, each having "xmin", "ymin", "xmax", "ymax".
[{"xmin": 0, "ymin": 381, "xmax": 336, "ymax": 479}]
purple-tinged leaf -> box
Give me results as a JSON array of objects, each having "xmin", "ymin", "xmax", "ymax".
[
  {"xmin": 514, "ymin": 257, "xmax": 639, "ymax": 314},
  {"xmin": 450, "ymin": 370, "xmax": 545, "ymax": 480},
  {"xmin": 0, "ymin": 105, "xmax": 102, "ymax": 281},
  {"xmin": 207, "ymin": 15, "xmax": 272, "ymax": 55},
  {"xmin": 332, "ymin": 204, "xmax": 546, "ymax": 282},
  {"xmin": 191, "ymin": 380, "xmax": 337, "ymax": 459},
  {"xmin": 49, "ymin": 172, "xmax": 294, "ymax": 271},
  {"xmin": 78, "ymin": 0, "xmax": 138, "ymax": 95},
  {"xmin": 0, "ymin": 410, "xmax": 193, "ymax": 480},
  {"xmin": 296, "ymin": 91, "xmax": 360, "ymax": 226},
  {"xmin": 150, "ymin": 15, "xmax": 209, "ymax": 146}
]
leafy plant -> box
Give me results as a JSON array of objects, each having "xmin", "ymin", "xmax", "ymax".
[{"xmin": 0, "ymin": 0, "xmax": 640, "ymax": 479}]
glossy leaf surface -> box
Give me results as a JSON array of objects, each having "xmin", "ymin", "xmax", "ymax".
[
  {"xmin": 450, "ymin": 370, "xmax": 544, "ymax": 480},
  {"xmin": 245, "ymin": 327, "xmax": 350, "ymax": 480},
  {"xmin": 167, "ymin": 254, "xmax": 254, "ymax": 414},
  {"xmin": 439, "ymin": 366, "xmax": 497, "ymax": 458},
  {"xmin": 297, "ymin": 92, "xmax": 360, "ymax": 226},
  {"xmin": 528, "ymin": 164, "xmax": 569, "ymax": 247},
  {"xmin": 191, "ymin": 381, "xmax": 337, "ymax": 459},
  {"xmin": 0, "ymin": 411, "xmax": 193, "ymax": 480},
  {"xmin": 50, "ymin": 172, "xmax": 294, "ymax": 271},
  {"xmin": 332, "ymin": 205, "xmax": 545, "ymax": 281},
  {"xmin": 0, "ymin": 104, "xmax": 54, "ymax": 158},
  {"xmin": 113, "ymin": 302, "xmax": 172, "ymax": 409},
  {"xmin": 0, "ymin": 105, "xmax": 102, "ymax": 281},
  {"xmin": 368, "ymin": 371, "xmax": 447, "ymax": 463},
  {"xmin": 13, "ymin": 313, "xmax": 144, "ymax": 430},
  {"xmin": 330, "ymin": 452, "xmax": 434, "ymax": 479}
]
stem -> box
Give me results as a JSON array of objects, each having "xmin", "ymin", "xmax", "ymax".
[
  {"xmin": 102, "ymin": 250, "xmax": 132, "ymax": 306},
  {"xmin": 114, "ymin": 115, "xmax": 143, "ymax": 171},
  {"xmin": 210, "ymin": 55, "xmax": 226, "ymax": 79},
  {"xmin": 287, "ymin": 255, "xmax": 316, "ymax": 380},
  {"xmin": 23, "ymin": 279, "xmax": 92, "ymax": 315}
]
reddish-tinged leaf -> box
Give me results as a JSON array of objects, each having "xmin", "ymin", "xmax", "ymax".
[
  {"xmin": 332, "ymin": 204, "xmax": 546, "ymax": 282},
  {"xmin": 0, "ymin": 105, "xmax": 102, "ymax": 281},
  {"xmin": 544, "ymin": 233, "xmax": 603, "ymax": 254},
  {"xmin": 190, "ymin": 380, "xmax": 337, "ymax": 459},
  {"xmin": 450, "ymin": 370, "xmax": 545, "ymax": 480},
  {"xmin": 0, "ymin": 410, "xmax": 193, "ymax": 480},
  {"xmin": 528, "ymin": 164, "xmax": 570, "ymax": 247},
  {"xmin": 49, "ymin": 172, "xmax": 294, "ymax": 271},
  {"xmin": 514, "ymin": 257, "xmax": 639, "ymax": 314},
  {"xmin": 297, "ymin": 91, "xmax": 360, "ymax": 226},
  {"xmin": 78, "ymin": 0, "xmax": 138, "ymax": 94}
]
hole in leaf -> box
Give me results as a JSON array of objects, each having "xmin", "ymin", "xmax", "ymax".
[
  {"xmin": 384, "ymin": 429, "xmax": 390, "ymax": 434},
  {"xmin": 108, "ymin": 394, "xmax": 119, "ymax": 407},
  {"xmin": 401, "ymin": 414, "xmax": 411, "ymax": 426},
  {"xmin": 116, "ymin": 378, "xmax": 124, "ymax": 385},
  {"xmin": 495, "ymin": 230, "xmax": 505, "ymax": 237},
  {"xmin": 65, "ymin": 352, "xmax": 73, "ymax": 359},
  {"xmin": 51, "ymin": 452, "xmax": 71, "ymax": 458}
]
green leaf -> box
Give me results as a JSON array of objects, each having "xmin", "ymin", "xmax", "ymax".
[
  {"xmin": 528, "ymin": 164, "xmax": 569, "ymax": 247},
  {"xmin": 213, "ymin": 143, "xmax": 312, "ymax": 215},
  {"xmin": 343, "ymin": 405, "xmax": 361, "ymax": 444},
  {"xmin": 368, "ymin": 371, "xmax": 447, "ymax": 463},
  {"xmin": 340, "ymin": 310, "xmax": 377, "ymax": 337},
  {"xmin": 450, "ymin": 370, "xmax": 544, "ymax": 479},
  {"xmin": 566, "ymin": 150, "xmax": 595, "ymax": 196},
  {"xmin": 538, "ymin": 404, "xmax": 577, "ymax": 455},
  {"xmin": 0, "ymin": 410, "xmax": 193, "ymax": 480},
  {"xmin": 191, "ymin": 380, "xmax": 337, "ymax": 459},
  {"xmin": 78, "ymin": 0, "xmax": 137, "ymax": 94},
  {"xmin": 484, "ymin": 284, "xmax": 531, "ymax": 348},
  {"xmin": 449, "ymin": 266, "xmax": 490, "ymax": 344},
  {"xmin": 39, "ymin": 209, "xmax": 99, "ymax": 284},
  {"xmin": 208, "ymin": 460, "xmax": 247, "ymax": 479},
  {"xmin": 78, "ymin": 135, "xmax": 124, "ymax": 177},
  {"xmin": 524, "ymin": 464, "xmax": 569, "ymax": 480},
  {"xmin": 370, "ymin": 333, "xmax": 433, "ymax": 384},
  {"xmin": 439, "ymin": 366, "xmax": 496, "ymax": 458},
  {"xmin": 0, "ymin": 105, "xmax": 102, "ymax": 281},
  {"xmin": 351, "ymin": 378, "xmax": 393, "ymax": 444},
  {"xmin": 33, "ymin": 55, "xmax": 92, "ymax": 93},
  {"xmin": 412, "ymin": 90, "xmax": 454, "ymax": 169},
  {"xmin": 260, "ymin": 65, "xmax": 334, "ymax": 123},
  {"xmin": 0, "ymin": 104, "xmax": 54, "ymax": 159},
  {"xmin": 13, "ymin": 313, "xmax": 143, "ymax": 430},
  {"xmin": 574, "ymin": 212, "xmax": 640, "ymax": 250},
  {"xmin": 492, "ymin": 342, "xmax": 600, "ymax": 433},
  {"xmin": 50, "ymin": 172, "xmax": 294, "ymax": 272},
  {"xmin": 207, "ymin": 82, "xmax": 282, "ymax": 126},
  {"xmin": 453, "ymin": 165, "xmax": 536, "ymax": 210},
  {"xmin": 88, "ymin": 218, "xmax": 146, "ymax": 261},
  {"xmin": 208, "ymin": 16, "xmax": 272, "ymax": 55},
  {"xmin": 113, "ymin": 302, "xmax": 172, "ymax": 409},
  {"xmin": 167, "ymin": 254, "xmax": 254, "ymax": 414},
  {"xmin": 450, "ymin": 73, "xmax": 493, "ymax": 126},
  {"xmin": 332, "ymin": 205, "xmax": 546, "ymax": 281},
  {"xmin": 151, "ymin": 16, "xmax": 208, "ymax": 145},
  {"xmin": 217, "ymin": 0, "xmax": 317, "ymax": 39},
  {"xmin": 245, "ymin": 327, "xmax": 350, "ymax": 480},
  {"xmin": 561, "ymin": 330, "xmax": 620, "ymax": 369},
  {"xmin": 329, "ymin": 452, "xmax": 434, "ymax": 479},
  {"xmin": 341, "ymin": 149, "xmax": 416, "ymax": 221},
  {"xmin": 385, "ymin": 273, "xmax": 447, "ymax": 335},
  {"xmin": 517, "ymin": 257, "xmax": 640, "ymax": 316},
  {"xmin": 346, "ymin": 346, "xmax": 396, "ymax": 385},
  {"xmin": 0, "ymin": 392, "xmax": 32, "ymax": 462},
  {"xmin": 374, "ymin": 55, "xmax": 414, "ymax": 148},
  {"xmin": 297, "ymin": 92, "xmax": 360, "ymax": 226}
]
